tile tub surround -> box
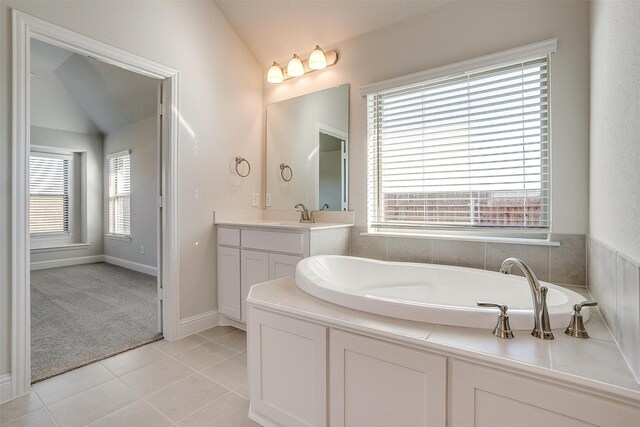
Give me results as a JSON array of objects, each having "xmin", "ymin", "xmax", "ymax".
[
  {"xmin": 248, "ymin": 276, "xmax": 640, "ymax": 399},
  {"xmin": 351, "ymin": 227, "xmax": 587, "ymax": 286},
  {"xmin": 588, "ymin": 235, "xmax": 640, "ymax": 382},
  {"xmin": 0, "ymin": 327, "xmax": 255, "ymax": 427}
]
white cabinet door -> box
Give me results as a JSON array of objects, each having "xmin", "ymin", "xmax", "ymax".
[
  {"xmin": 329, "ymin": 330, "xmax": 447, "ymax": 427},
  {"xmin": 268, "ymin": 253, "xmax": 303, "ymax": 280},
  {"xmin": 217, "ymin": 246, "xmax": 241, "ymax": 320},
  {"xmin": 240, "ymin": 250, "xmax": 269, "ymax": 322},
  {"xmin": 451, "ymin": 360, "xmax": 640, "ymax": 427},
  {"xmin": 249, "ymin": 308, "xmax": 327, "ymax": 427}
]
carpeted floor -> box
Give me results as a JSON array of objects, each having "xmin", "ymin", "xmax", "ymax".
[{"xmin": 31, "ymin": 262, "xmax": 162, "ymax": 383}]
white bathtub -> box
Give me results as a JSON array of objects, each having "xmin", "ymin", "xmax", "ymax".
[{"xmin": 295, "ymin": 255, "xmax": 589, "ymax": 330}]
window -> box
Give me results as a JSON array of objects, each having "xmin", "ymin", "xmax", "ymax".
[
  {"xmin": 366, "ymin": 45, "xmax": 553, "ymax": 237},
  {"xmin": 30, "ymin": 153, "xmax": 70, "ymax": 235},
  {"xmin": 108, "ymin": 150, "xmax": 131, "ymax": 236}
]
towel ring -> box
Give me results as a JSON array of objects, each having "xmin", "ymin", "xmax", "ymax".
[
  {"xmin": 280, "ymin": 163, "xmax": 293, "ymax": 182},
  {"xmin": 235, "ymin": 157, "xmax": 250, "ymax": 177}
]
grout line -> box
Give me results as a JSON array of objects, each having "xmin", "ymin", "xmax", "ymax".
[
  {"xmin": 483, "ymin": 242, "xmax": 487, "ymax": 270},
  {"xmin": 32, "ymin": 370, "xmax": 116, "ymax": 409},
  {"xmin": 37, "ymin": 396, "xmax": 61, "ymax": 427},
  {"xmin": 170, "ymin": 390, "xmax": 234, "ymax": 425}
]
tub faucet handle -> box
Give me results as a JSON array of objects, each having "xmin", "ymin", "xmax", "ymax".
[
  {"xmin": 565, "ymin": 300, "xmax": 598, "ymax": 339},
  {"xmin": 477, "ymin": 302, "xmax": 514, "ymax": 339}
]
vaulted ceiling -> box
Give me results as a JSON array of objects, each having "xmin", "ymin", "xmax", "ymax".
[
  {"xmin": 30, "ymin": 39, "xmax": 158, "ymax": 135},
  {"xmin": 215, "ymin": 0, "xmax": 450, "ymax": 67}
]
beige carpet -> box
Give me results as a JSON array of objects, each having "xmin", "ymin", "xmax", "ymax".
[{"xmin": 31, "ymin": 262, "xmax": 162, "ymax": 383}]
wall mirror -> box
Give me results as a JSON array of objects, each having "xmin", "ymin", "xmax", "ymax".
[{"xmin": 266, "ymin": 84, "xmax": 349, "ymax": 211}]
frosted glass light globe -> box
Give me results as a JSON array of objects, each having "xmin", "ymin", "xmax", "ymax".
[
  {"xmin": 287, "ymin": 54, "xmax": 304, "ymax": 77},
  {"xmin": 308, "ymin": 45, "xmax": 327, "ymax": 70}
]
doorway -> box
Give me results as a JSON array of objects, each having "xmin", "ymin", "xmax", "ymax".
[
  {"xmin": 28, "ymin": 38, "xmax": 164, "ymax": 382},
  {"xmin": 11, "ymin": 10, "xmax": 180, "ymax": 398}
]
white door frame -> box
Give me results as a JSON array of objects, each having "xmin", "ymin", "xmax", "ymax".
[
  {"xmin": 314, "ymin": 122, "xmax": 349, "ymax": 211},
  {"xmin": 11, "ymin": 10, "xmax": 181, "ymax": 399}
]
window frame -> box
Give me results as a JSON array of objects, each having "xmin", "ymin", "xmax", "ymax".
[
  {"xmin": 29, "ymin": 150, "xmax": 74, "ymax": 239},
  {"xmin": 361, "ymin": 39, "xmax": 557, "ymax": 240},
  {"xmin": 107, "ymin": 149, "xmax": 132, "ymax": 238}
]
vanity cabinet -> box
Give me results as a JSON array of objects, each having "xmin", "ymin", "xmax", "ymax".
[
  {"xmin": 450, "ymin": 360, "xmax": 640, "ymax": 427},
  {"xmin": 217, "ymin": 246, "xmax": 241, "ymax": 320},
  {"xmin": 247, "ymin": 306, "xmax": 640, "ymax": 427},
  {"xmin": 240, "ymin": 250, "xmax": 301, "ymax": 322},
  {"xmin": 217, "ymin": 225, "xmax": 349, "ymax": 324},
  {"xmin": 329, "ymin": 330, "xmax": 447, "ymax": 427},
  {"xmin": 249, "ymin": 307, "xmax": 327, "ymax": 427}
]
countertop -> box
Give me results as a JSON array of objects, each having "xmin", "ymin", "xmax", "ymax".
[
  {"xmin": 247, "ymin": 276, "xmax": 640, "ymax": 405},
  {"xmin": 215, "ymin": 220, "xmax": 353, "ymax": 231}
]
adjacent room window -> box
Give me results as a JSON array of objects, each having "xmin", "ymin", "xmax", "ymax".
[
  {"xmin": 30, "ymin": 152, "xmax": 71, "ymax": 235},
  {"xmin": 108, "ymin": 150, "xmax": 131, "ymax": 236},
  {"xmin": 366, "ymin": 49, "xmax": 552, "ymax": 237}
]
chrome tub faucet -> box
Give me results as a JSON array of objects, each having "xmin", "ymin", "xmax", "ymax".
[{"xmin": 500, "ymin": 257, "xmax": 554, "ymax": 340}]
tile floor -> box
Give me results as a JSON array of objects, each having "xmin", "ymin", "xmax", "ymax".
[{"xmin": 0, "ymin": 327, "xmax": 259, "ymax": 427}]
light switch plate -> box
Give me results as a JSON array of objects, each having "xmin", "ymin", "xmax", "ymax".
[
  {"xmin": 266, "ymin": 193, "xmax": 272, "ymax": 207},
  {"xmin": 252, "ymin": 192, "xmax": 260, "ymax": 207}
]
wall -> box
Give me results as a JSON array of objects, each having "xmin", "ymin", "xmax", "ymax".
[
  {"xmin": 29, "ymin": 64, "xmax": 104, "ymax": 266},
  {"xmin": 29, "ymin": 126, "xmax": 104, "ymax": 263},
  {"xmin": 103, "ymin": 116, "xmax": 158, "ymax": 269},
  {"xmin": 263, "ymin": 0, "xmax": 590, "ymax": 287},
  {"xmin": 0, "ymin": 0, "xmax": 263, "ymax": 377},
  {"xmin": 266, "ymin": 85, "xmax": 348, "ymax": 210},
  {"xmin": 319, "ymin": 146, "xmax": 342, "ymax": 210},
  {"xmin": 589, "ymin": 0, "xmax": 640, "ymax": 380},
  {"xmin": 30, "ymin": 65, "xmax": 99, "ymax": 135}
]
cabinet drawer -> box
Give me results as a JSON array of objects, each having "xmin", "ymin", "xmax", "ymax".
[
  {"xmin": 241, "ymin": 229, "xmax": 305, "ymax": 254},
  {"xmin": 218, "ymin": 227, "xmax": 240, "ymax": 246}
]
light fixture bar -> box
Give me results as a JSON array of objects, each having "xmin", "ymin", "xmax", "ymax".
[{"xmin": 280, "ymin": 50, "xmax": 338, "ymax": 81}]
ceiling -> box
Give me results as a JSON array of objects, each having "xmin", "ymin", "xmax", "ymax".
[
  {"xmin": 31, "ymin": 39, "xmax": 159, "ymax": 134},
  {"xmin": 215, "ymin": 0, "xmax": 451, "ymax": 67}
]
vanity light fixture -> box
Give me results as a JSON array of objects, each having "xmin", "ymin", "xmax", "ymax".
[
  {"xmin": 267, "ymin": 62, "xmax": 284, "ymax": 84},
  {"xmin": 286, "ymin": 54, "xmax": 304, "ymax": 77},
  {"xmin": 308, "ymin": 45, "xmax": 327, "ymax": 70},
  {"xmin": 267, "ymin": 45, "xmax": 338, "ymax": 83}
]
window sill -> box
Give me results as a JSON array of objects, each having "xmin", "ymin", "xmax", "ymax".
[
  {"xmin": 30, "ymin": 243, "xmax": 90, "ymax": 254},
  {"xmin": 106, "ymin": 234, "xmax": 132, "ymax": 242},
  {"xmin": 362, "ymin": 231, "xmax": 560, "ymax": 247}
]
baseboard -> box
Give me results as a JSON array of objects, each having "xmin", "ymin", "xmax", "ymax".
[
  {"xmin": 103, "ymin": 256, "xmax": 157, "ymax": 277},
  {"xmin": 218, "ymin": 314, "xmax": 247, "ymax": 331},
  {"xmin": 30, "ymin": 255, "xmax": 104, "ymax": 271},
  {"xmin": 179, "ymin": 310, "xmax": 219, "ymax": 338},
  {"xmin": 0, "ymin": 374, "xmax": 12, "ymax": 404}
]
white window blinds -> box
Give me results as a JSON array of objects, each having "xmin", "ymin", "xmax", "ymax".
[
  {"xmin": 108, "ymin": 151, "xmax": 131, "ymax": 236},
  {"xmin": 367, "ymin": 56, "xmax": 550, "ymax": 235},
  {"xmin": 30, "ymin": 153, "xmax": 70, "ymax": 235}
]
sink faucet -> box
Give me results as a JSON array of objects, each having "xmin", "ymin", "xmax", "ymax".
[
  {"xmin": 499, "ymin": 257, "xmax": 554, "ymax": 340},
  {"xmin": 320, "ymin": 203, "xmax": 330, "ymax": 211},
  {"xmin": 295, "ymin": 203, "xmax": 314, "ymax": 223}
]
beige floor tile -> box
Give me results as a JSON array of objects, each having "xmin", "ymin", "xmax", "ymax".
[
  {"xmin": 0, "ymin": 392, "xmax": 43, "ymax": 425},
  {"xmin": 177, "ymin": 392, "xmax": 258, "ymax": 427},
  {"xmin": 87, "ymin": 400, "xmax": 172, "ymax": 427},
  {"xmin": 146, "ymin": 374, "xmax": 228, "ymax": 422},
  {"xmin": 198, "ymin": 326, "xmax": 238, "ymax": 341},
  {"xmin": 2, "ymin": 408, "xmax": 56, "ymax": 427},
  {"xmin": 101, "ymin": 345, "xmax": 167, "ymax": 377},
  {"xmin": 48, "ymin": 379, "xmax": 138, "ymax": 427},
  {"xmin": 119, "ymin": 358, "xmax": 193, "ymax": 396},
  {"xmin": 33, "ymin": 363, "xmax": 115, "ymax": 406},
  {"xmin": 173, "ymin": 341, "xmax": 237, "ymax": 371},
  {"xmin": 214, "ymin": 330, "xmax": 247, "ymax": 352},
  {"xmin": 152, "ymin": 334, "xmax": 209, "ymax": 356},
  {"xmin": 233, "ymin": 383, "xmax": 249, "ymax": 399},
  {"xmin": 200, "ymin": 353, "xmax": 247, "ymax": 390}
]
